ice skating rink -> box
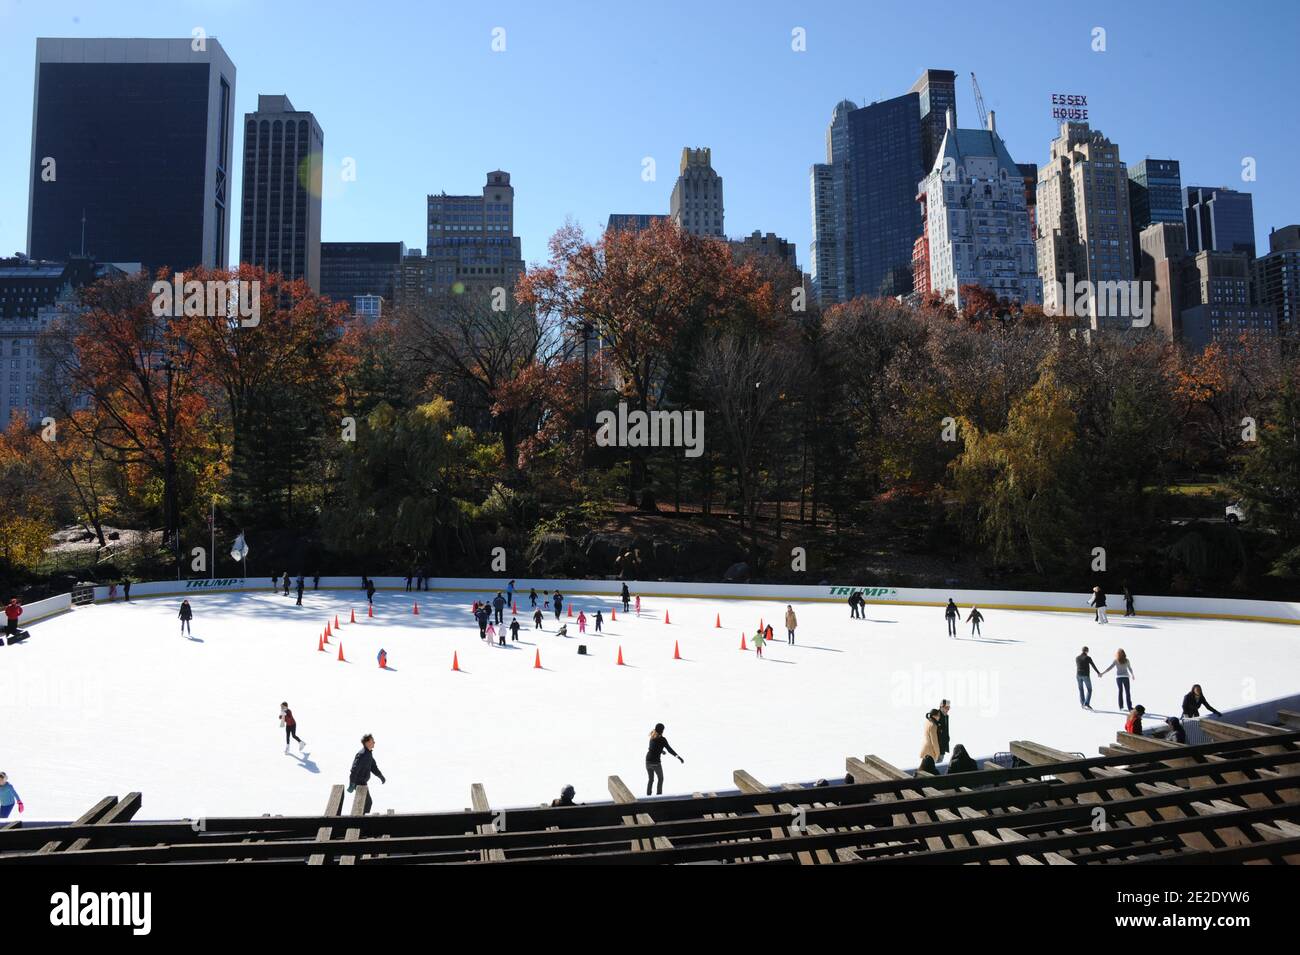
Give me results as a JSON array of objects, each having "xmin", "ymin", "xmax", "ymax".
[{"xmin": 4, "ymin": 587, "xmax": 1299, "ymax": 821}]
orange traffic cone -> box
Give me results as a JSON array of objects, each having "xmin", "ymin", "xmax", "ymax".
[
  {"xmin": 322, "ymin": 628, "xmax": 328, "ymax": 644},
  {"xmin": 318, "ymin": 634, "xmax": 325, "ymax": 652},
  {"xmin": 533, "ymin": 649, "xmax": 543, "ymax": 669},
  {"xmin": 326, "ymin": 621, "xmax": 331, "ymax": 638},
  {"xmin": 337, "ymin": 642, "xmax": 346, "ymax": 662},
  {"xmin": 377, "ymin": 652, "xmax": 387, "ymax": 669},
  {"xmin": 350, "ymin": 608, "xmax": 356, "ymax": 623},
  {"xmin": 413, "ymin": 602, "xmax": 420, "ymax": 615},
  {"xmin": 740, "ymin": 634, "xmax": 748, "ymax": 651},
  {"xmin": 452, "ymin": 651, "xmax": 460, "ymax": 672},
  {"xmin": 567, "ymin": 604, "xmax": 573, "ymax": 618},
  {"xmin": 715, "ymin": 613, "xmax": 721, "ymax": 628},
  {"xmin": 335, "ymin": 614, "xmax": 340, "ymax": 629},
  {"xmin": 611, "ymin": 608, "xmax": 617, "ymax": 621},
  {"xmin": 759, "ymin": 617, "xmax": 764, "ymax": 632},
  {"xmin": 673, "ymin": 640, "xmax": 681, "ymax": 660},
  {"xmin": 512, "ymin": 601, "xmax": 517, "ymax": 614},
  {"xmin": 367, "ymin": 604, "xmax": 373, "ymax": 618},
  {"xmin": 664, "ymin": 610, "xmax": 670, "ymax": 625},
  {"xmin": 617, "ymin": 645, "xmax": 625, "ymax": 666}
]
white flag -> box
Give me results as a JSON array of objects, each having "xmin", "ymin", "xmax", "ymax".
[{"xmin": 231, "ymin": 532, "xmax": 249, "ymax": 562}]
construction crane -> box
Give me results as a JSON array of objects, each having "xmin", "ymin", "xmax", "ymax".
[{"xmin": 970, "ymin": 72, "xmax": 988, "ymax": 130}]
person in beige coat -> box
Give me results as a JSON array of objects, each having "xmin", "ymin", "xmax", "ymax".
[
  {"xmin": 920, "ymin": 709, "xmax": 942, "ymax": 763},
  {"xmin": 784, "ymin": 605, "xmax": 797, "ymax": 645}
]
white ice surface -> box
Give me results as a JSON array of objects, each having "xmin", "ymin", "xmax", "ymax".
[{"xmin": 3, "ymin": 587, "xmax": 1299, "ymax": 821}]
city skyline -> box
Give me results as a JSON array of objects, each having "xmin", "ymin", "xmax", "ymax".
[{"xmin": 1, "ymin": 0, "xmax": 1296, "ymax": 276}]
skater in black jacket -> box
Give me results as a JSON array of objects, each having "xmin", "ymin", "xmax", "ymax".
[
  {"xmin": 348, "ymin": 734, "xmax": 386, "ymax": 792},
  {"xmin": 295, "ymin": 576, "xmax": 305, "ymax": 606},
  {"xmin": 553, "ymin": 591, "xmax": 564, "ymax": 620},
  {"xmin": 475, "ymin": 605, "xmax": 491, "ymax": 640},
  {"xmin": 944, "ymin": 599, "xmax": 959, "ymax": 637},
  {"xmin": 1076, "ymin": 646, "xmax": 1102, "ymax": 709},
  {"xmin": 1181, "ymin": 684, "xmax": 1221, "ymax": 718},
  {"xmin": 509, "ymin": 617, "xmax": 521, "ymax": 641},
  {"xmin": 645, "ymin": 722, "xmax": 683, "ymax": 796},
  {"xmin": 594, "ymin": 610, "xmax": 603, "ymax": 633},
  {"xmin": 365, "ymin": 578, "xmax": 376, "ymax": 605},
  {"xmin": 532, "ymin": 607, "xmax": 544, "ymax": 630},
  {"xmin": 492, "ymin": 592, "xmax": 506, "ymax": 624},
  {"xmin": 178, "ymin": 599, "xmax": 193, "ymax": 637},
  {"xmin": 621, "ymin": 583, "xmax": 631, "ymax": 613},
  {"xmin": 966, "ymin": 606, "xmax": 983, "ymax": 637},
  {"xmin": 529, "ymin": 587, "xmax": 539, "ymax": 609}
]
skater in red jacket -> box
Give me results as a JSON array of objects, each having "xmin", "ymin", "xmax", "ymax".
[{"xmin": 3, "ymin": 598, "xmax": 21, "ymax": 638}]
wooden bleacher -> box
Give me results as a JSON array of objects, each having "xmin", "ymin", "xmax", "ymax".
[{"xmin": 2, "ymin": 718, "xmax": 1298, "ymax": 865}]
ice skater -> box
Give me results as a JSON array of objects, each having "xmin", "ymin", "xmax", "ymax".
[
  {"xmin": 1101, "ymin": 649, "xmax": 1135, "ymax": 710},
  {"xmin": 1089, "ymin": 586, "xmax": 1108, "ymax": 624},
  {"xmin": 497, "ymin": 625, "xmax": 507, "ymax": 647},
  {"xmin": 1181, "ymin": 684, "xmax": 1221, "ymax": 719},
  {"xmin": 645, "ymin": 723, "xmax": 683, "ymax": 796},
  {"xmin": 594, "ymin": 609, "xmax": 603, "ymax": 633},
  {"xmin": 493, "ymin": 592, "xmax": 506, "ymax": 625},
  {"xmin": 621, "ymin": 583, "xmax": 631, "ymax": 613},
  {"xmin": 1076, "ymin": 645, "xmax": 1101, "ymax": 710},
  {"xmin": 296, "ymin": 575, "xmax": 305, "ymax": 606},
  {"xmin": 1124, "ymin": 705, "xmax": 1146, "ymax": 736},
  {"xmin": 530, "ymin": 587, "xmax": 539, "ymax": 609},
  {"xmin": 577, "ymin": 611, "xmax": 587, "ymax": 634},
  {"xmin": 966, "ymin": 606, "xmax": 983, "ymax": 637},
  {"xmin": 486, "ymin": 622, "xmax": 496, "ymax": 644},
  {"xmin": 282, "ymin": 571, "xmax": 290, "ymax": 597},
  {"xmin": 365, "ymin": 578, "xmax": 376, "ymax": 605},
  {"xmin": 752, "ymin": 626, "xmax": 766, "ymax": 658},
  {"xmin": 635, "ymin": 595, "xmax": 641, "ymax": 616},
  {"xmin": 0, "ymin": 771, "xmax": 23, "ymax": 818},
  {"xmin": 556, "ymin": 623, "xmax": 569, "ymax": 638},
  {"xmin": 280, "ymin": 702, "xmax": 305, "ymax": 753},
  {"xmin": 532, "ymin": 607, "xmax": 544, "ymax": 630},
  {"xmin": 553, "ymin": 591, "xmax": 564, "ymax": 620},
  {"xmin": 4, "ymin": 598, "xmax": 22, "ymax": 640},
  {"xmin": 784, "ymin": 605, "xmax": 797, "ymax": 644},
  {"xmin": 509, "ymin": 617, "xmax": 520, "ymax": 642},
  {"xmin": 919, "ymin": 709, "xmax": 942, "ymax": 765},
  {"xmin": 348, "ymin": 734, "xmax": 386, "ymax": 793},
  {"xmin": 1123, "ymin": 583, "xmax": 1136, "ymax": 617},
  {"xmin": 944, "ymin": 598, "xmax": 959, "ymax": 637},
  {"xmin": 178, "ymin": 599, "xmax": 193, "ymax": 637},
  {"xmin": 848, "ymin": 590, "xmax": 865, "ymax": 619},
  {"xmin": 506, "ymin": 579, "xmax": 516, "ymax": 608}
]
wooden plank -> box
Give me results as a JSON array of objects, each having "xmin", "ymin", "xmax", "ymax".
[
  {"xmin": 36, "ymin": 796, "xmax": 118, "ymax": 855},
  {"xmin": 64, "ymin": 792, "xmax": 142, "ymax": 853},
  {"xmin": 470, "ymin": 783, "xmax": 504, "ymax": 862},
  {"xmin": 339, "ymin": 786, "xmax": 371, "ymax": 865},
  {"xmin": 733, "ymin": 770, "xmax": 806, "ymax": 864},
  {"xmin": 307, "ymin": 785, "xmax": 346, "ymax": 865}
]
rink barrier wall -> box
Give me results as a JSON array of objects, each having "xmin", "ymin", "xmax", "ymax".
[
  {"xmin": 87, "ymin": 576, "xmax": 1300, "ymax": 626},
  {"xmin": 8, "ymin": 592, "xmax": 72, "ymax": 626}
]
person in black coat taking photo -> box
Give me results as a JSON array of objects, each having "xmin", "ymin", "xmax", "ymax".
[
  {"xmin": 349, "ymin": 734, "xmax": 386, "ymax": 793},
  {"xmin": 645, "ymin": 722, "xmax": 683, "ymax": 796}
]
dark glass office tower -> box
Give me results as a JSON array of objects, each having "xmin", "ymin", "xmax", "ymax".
[
  {"xmin": 1128, "ymin": 158, "xmax": 1183, "ymax": 269},
  {"xmin": 240, "ymin": 95, "xmax": 324, "ymax": 291},
  {"xmin": 910, "ymin": 69, "xmax": 957, "ymax": 173},
  {"xmin": 27, "ymin": 38, "xmax": 236, "ymax": 273},
  {"xmin": 847, "ymin": 93, "xmax": 925, "ymax": 298},
  {"xmin": 320, "ymin": 242, "xmax": 405, "ymax": 309},
  {"xmin": 1184, "ymin": 186, "xmax": 1256, "ymax": 258}
]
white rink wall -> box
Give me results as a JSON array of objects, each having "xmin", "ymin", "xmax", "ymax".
[{"xmin": 86, "ymin": 575, "xmax": 1300, "ymax": 625}]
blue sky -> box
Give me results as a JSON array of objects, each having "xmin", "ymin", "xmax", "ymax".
[{"xmin": 1, "ymin": 0, "xmax": 1297, "ymax": 270}]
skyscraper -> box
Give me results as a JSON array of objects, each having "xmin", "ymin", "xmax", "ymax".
[
  {"xmin": 320, "ymin": 241, "xmax": 405, "ymax": 317},
  {"xmin": 1036, "ymin": 122, "xmax": 1135, "ymax": 326},
  {"xmin": 910, "ymin": 69, "xmax": 957, "ymax": 173},
  {"xmin": 919, "ymin": 111, "xmax": 1040, "ymax": 309},
  {"xmin": 27, "ymin": 37, "xmax": 236, "ymax": 273},
  {"xmin": 606, "ymin": 213, "xmax": 668, "ymax": 234},
  {"xmin": 669, "ymin": 148, "xmax": 723, "ymax": 238},
  {"xmin": 414, "ymin": 171, "xmax": 525, "ymax": 300},
  {"xmin": 848, "ymin": 93, "xmax": 925, "ymax": 298},
  {"xmin": 1185, "ymin": 186, "xmax": 1256, "ymax": 258},
  {"xmin": 239, "ymin": 95, "xmax": 323, "ymax": 291},
  {"xmin": 809, "ymin": 99, "xmax": 856, "ymax": 305},
  {"xmin": 1179, "ymin": 250, "xmax": 1275, "ymax": 350},
  {"xmin": 1128, "ymin": 158, "xmax": 1183, "ymax": 269},
  {"xmin": 1253, "ymin": 225, "xmax": 1300, "ymax": 335}
]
